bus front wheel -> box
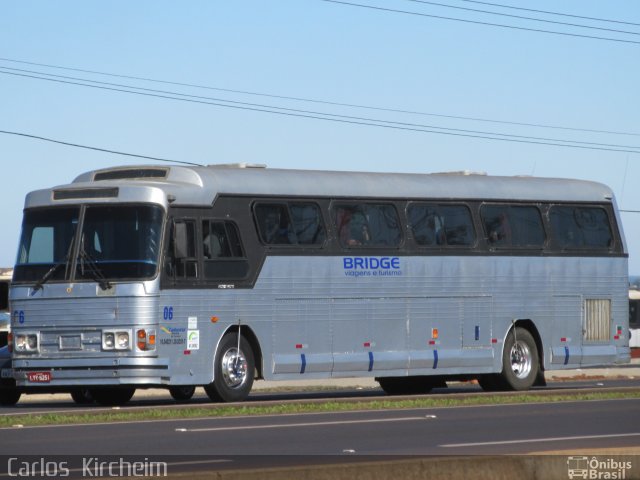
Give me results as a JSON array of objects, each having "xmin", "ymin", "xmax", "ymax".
[
  {"xmin": 482, "ymin": 327, "xmax": 539, "ymax": 391},
  {"xmin": 169, "ymin": 386, "xmax": 196, "ymax": 402},
  {"xmin": 0, "ymin": 388, "xmax": 21, "ymax": 406},
  {"xmin": 89, "ymin": 387, "xmax": 136, "ymax": 406},
  {"xmin": 205, "ymin": 333, "xmax": 255, "ymax": 403},
  {"xmin": 70, "ymin": 388, "xmax": 94, "ymax": 405}
]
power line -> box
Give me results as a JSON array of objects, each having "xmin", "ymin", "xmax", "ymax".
[
  {"xmin": 318, "ymin": 0, "xmax": 640, "ymax": 45},
  {"xmin": 455, "ymin": 0, "xmax": 640, "ymax": 28},
  {"xmin": 0, "ymin": 130, "xmax": 203, "ymax": 166},
  {"xmin": 1, "ymin": 57, "xmax": 638, "ymax": 138},
  {"xmin": 12, "ymin": 66, "xmax": 640, "ymax": 150},
  {"xmin": 3, "ymin": 68, "xmax": 640, "ymax": 156},
  {"xmin": 4, "ymin": 66, "xmax": 640, "ymax": 151},
  {"xmin": 399, "ymin": 0, "xmax": 640, "ymax": 36},
  {"xmin": 5, "ymin": 127, "xmax": 640, "ymax": 215}
]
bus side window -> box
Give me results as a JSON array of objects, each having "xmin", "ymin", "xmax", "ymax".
[
  {"xmin": 334, "ymin": 203, "xmax": 401, "ymax": 248},
  {"xmin": 407, "ymin": 205, "xmax": 443, "ymax": 246},
  {"xmin": 202, "ymin": 220, "xmax": 249, "ymax": 281},
  {"xmin": 203, "ymin": 221, "xmax": 229, "ymax": 259},
  {"xmin": 550, "ymin": 206, "xmax": 612, "ymax": 249},
  {"xmin": 290, "ymin": 203, "xmax": 325, "ymax": 245},
  {"xmin": 335, "ymin": 206, "xmax": 369, "ymax": 247},
  {"xmin": 255, "ymin": 204, "xmax": 296, "ymax": 245},
  {"xmin": 482, "ymin": 207, "xmax": 512, "ymax": 246},
  {"xmin": 366, "ymin": 204, "xmax": 401, "ymax": 246},
  {"xmin": 408, "ymin": 203, "xmax": 475, "ymax": 247},
  {"xmin": 481, "ymin": 205, "xmax": 544, "ymax": 248},
  {"xmin": 254, "ymin": 202, "xmax": 325, "ymax": 247},
  {"xmin": 166, "ymin": 219, "xmax": 198, "ymax": 279}
]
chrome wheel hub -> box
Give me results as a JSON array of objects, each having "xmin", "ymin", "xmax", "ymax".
[
  {"xmin": 510, "ymin": 340, "xmax": 532, "ymax": 379},
  {"xmin": 221, "ymin": 348, "xmax": 248, "ymax": 388}
]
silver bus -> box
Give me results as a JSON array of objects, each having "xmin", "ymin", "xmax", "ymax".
[{"xmin": 5, "ymin": 164, "xmax": 629, "ymax": 405}]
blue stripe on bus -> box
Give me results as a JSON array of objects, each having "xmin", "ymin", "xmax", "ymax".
[
  {"xmin": 564, "ymin": 346, "xmax": 570, "ymax": 365},
  {"xmin": 368, "ymin": 351, "xmax": 374, "ymax": 372},
  {"xmin": 433, "ymin": 350, "xmax": 438, "ymax": 369},
  {"xmin": 475, "ymin": 325, "xmax": 480, "ymax": 341},
  {"xmin": 300, "ymin": 354, "xmax": 306, "ymax": 374}
]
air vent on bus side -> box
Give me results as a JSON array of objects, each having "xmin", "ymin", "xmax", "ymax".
[
  {"xmin": 584, "ymin": 298, "xmax": 611, "ymax": 342},
  {"xmin": 94, "ymin": 168, "xmax": 169, "ymax": 181}
]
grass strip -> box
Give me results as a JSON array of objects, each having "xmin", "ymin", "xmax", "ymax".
[{"xmin": 2, "ymin": 391, "xmax": 639, "ymax": 429}]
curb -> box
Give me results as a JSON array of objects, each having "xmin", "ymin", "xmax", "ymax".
[{"xmin": 154, "ymin": 453, "xmax": 640, "ymax": 480}]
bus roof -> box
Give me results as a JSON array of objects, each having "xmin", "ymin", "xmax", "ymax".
[{"xmin": 26, "ymin": 164, "xmax": 616, "ymax": 208}]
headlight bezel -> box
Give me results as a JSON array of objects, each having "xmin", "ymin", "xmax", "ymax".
[
  {"xmin": 102, "ymin": 329, "xmax": 132, "ymax": 351},
  {"xmin": 14, "ymin": 332, "xmax": 39, "ymax": 354}
]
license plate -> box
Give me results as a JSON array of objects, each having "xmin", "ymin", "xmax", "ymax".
[{"xmin": 27, "ymin": 371, "xmax": 51, "ymax": 383}]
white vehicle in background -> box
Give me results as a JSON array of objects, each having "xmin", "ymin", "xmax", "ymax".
[
  {"xmin": 630, "ymin": 276, "xmax": 640, "ymax": 351},
  {"xmin": 0, "ymin": 268, "xmax": 11, "ymax": 347}
]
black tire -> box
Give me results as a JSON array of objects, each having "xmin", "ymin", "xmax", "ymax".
[
  {"xmin": 497, "ymin": 327, "xmax": 539, "ymax": 391},
  {"xmin": 377, "ymin": 376, "xmax": 436, "ymax": 395},
  {"xmin": 70, "ymin": 388, "xmax": 94, "ymax": 405},
  {"xmin": 0, "ymin": 388, "xmax": 21, "ymax": 406},
  {"xmin": 89, "ymin": 387, "xmax": 136, "ymax": 406},
  {"xmin": 169, "ymin": 386, "xmax": 196, "ymax": 402},
  {"xmin": 205, "ymin": 333, "xmax": 255, "ymax": 403},
  {"xmin": 478, "ymin": 374, "xmax": 507, "ymax": 392}
]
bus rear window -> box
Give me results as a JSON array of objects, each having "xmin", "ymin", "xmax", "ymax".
[{"xmin": 549, "ymin": 206, "xmax": 613, "ymax": 249}]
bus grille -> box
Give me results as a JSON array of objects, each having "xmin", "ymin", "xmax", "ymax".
[{"xmin": 584, "ymin": 299, "xmax": 611, "ymax": 342}]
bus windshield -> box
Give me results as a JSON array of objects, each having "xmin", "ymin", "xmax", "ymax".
[{"xmin": 14, "ymin": 205, "xmax": 164, "ymax": 283}]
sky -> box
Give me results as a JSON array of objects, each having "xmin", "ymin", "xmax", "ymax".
[{"xmin": 1, "ymin": 1, "xmax": 639, "ymax": 272}]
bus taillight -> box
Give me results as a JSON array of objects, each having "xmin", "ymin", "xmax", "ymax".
[{"xmin": 137, "ymin": 329, "xmax": 156, "ymax": 352}]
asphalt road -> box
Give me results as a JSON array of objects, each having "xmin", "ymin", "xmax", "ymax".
[
  {"xmin": 1, "ymin": 376, "xmax": 639, "ymax": 414},
  {"xmin": 0, "ymin": 395, "xmax": 638, "ymax": 475}
]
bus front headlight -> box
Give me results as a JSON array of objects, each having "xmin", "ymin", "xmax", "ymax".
[
  {"xmin": 116, "ymin": 332, "xmax": 130, "ymax": 350},
  {"xmin": 103, "ymin": 332, "xmax": 115, "ymax": 350},
  {"xmin": 102, "ymin": 330, "xmax": 131, "ymax": 351}
]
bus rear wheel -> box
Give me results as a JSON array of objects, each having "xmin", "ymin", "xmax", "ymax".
[
  {"xmin": 205, "ymin": 333, "xmax": 255, "ymax": 403},
  {"xmin": 89, "ymin": 387, "xmax": 136, "ymax": 406},
  {"xmin": 482, "ymin": 327, "xmax": 539, "ymax": 392}
]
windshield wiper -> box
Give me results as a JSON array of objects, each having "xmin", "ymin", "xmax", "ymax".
[
  {"xmin": 79, "ymin": 237, "xmax": 112, "ymax": 291},
  {"xmin": 31, "ymin": 261, "xmax": 66, "ymax": 295},
  {"xmin": 31, "ymin": 241, "xmax": 74, "ymax": 295}
]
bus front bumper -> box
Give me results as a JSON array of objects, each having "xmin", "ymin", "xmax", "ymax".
[{"xmin": 11, "ymin": 357, "xmax": 170, "ymax": 387}]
